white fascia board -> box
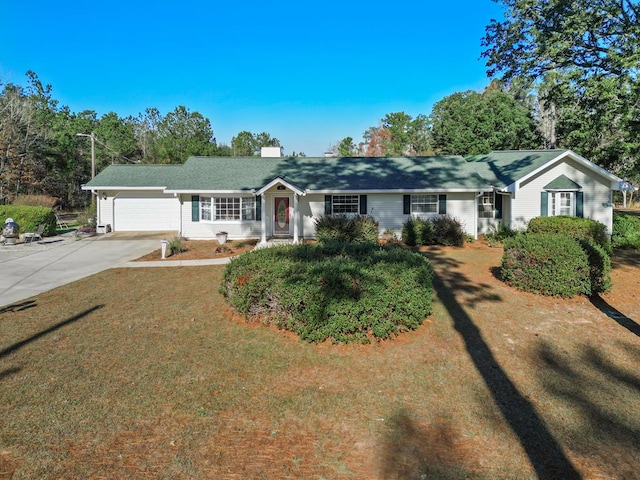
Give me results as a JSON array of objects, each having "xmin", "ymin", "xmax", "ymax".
[
  {"xmin": 164, "ymin": 189, "xmax": 252, "ymax": 195},
  {"xmin": 255, "ymin": 177, "xmax": 305, "ymax": 196},
  {"xmin": 307, "ymin": 188, "xmax": 483, "ymax": 194},
  {"xmin": 513, "ymin": 150, "xmax": 623, "ymax": 191},
  {"xmin": 81, "ymin": 185, "xmax": 168, "ymax": 191}
]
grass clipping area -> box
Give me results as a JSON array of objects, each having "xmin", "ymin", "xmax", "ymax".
[{"xmin": 220, "ymin": 242, "xmax": 433, "ymax": 343}]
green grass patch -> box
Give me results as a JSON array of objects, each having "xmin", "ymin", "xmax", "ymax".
[{"xmin": 220, "ymin": 243, "xmax": 433, "ymax": 343}]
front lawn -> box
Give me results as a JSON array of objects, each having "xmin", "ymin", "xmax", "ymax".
[{"xmin": 0, "ymin": 243, "xmax": 638, "ymax": 479}]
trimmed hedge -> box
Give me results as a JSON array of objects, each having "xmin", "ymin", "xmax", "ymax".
[
  {"xmin": 314, "ymin": 214, "xmax": 379, "ymax": 244},
  {"xmin": 0, "ymin": 205, "xmax": 57, "ymax": 237},
  {"xmin": 220, "ymin": 243, "xmax": 433, "ymax": 344},
  {"xmin": 612, "ymin": 212, "xmax": 640, "ymax": 249},
  {"xmin": 527, "ymin": 216, "xmax": 610, "ymax": 253},
  {"xmin": 501, "ymin": 233, "xmax": 611, "ymax": 297},
  {"xmin": 402, "ymin": 215, "xmax": 465, "ymax": 247}
]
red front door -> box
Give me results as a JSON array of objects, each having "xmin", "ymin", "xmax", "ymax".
[{"xmin": 274, "ymin": 197, "xmax": 290, "ymax": 235}]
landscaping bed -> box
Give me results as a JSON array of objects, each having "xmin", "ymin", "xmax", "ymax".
[{"xmin": 135, "ymin": 239, "xmax": 258, "ymax": 261}]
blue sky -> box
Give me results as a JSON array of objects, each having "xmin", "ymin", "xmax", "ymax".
[{"xmin": 1, "ymin": 0, "xmax": 504, "ymax": 156}]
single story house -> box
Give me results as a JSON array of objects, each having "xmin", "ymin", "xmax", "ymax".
[{"xmin": 82, "ymin": 149, "xmax": 625, "ymax": 243}]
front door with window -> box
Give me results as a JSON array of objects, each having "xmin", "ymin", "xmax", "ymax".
[{"xmin": 274, "ymin": 196, "xmax": 290, "ymax": 236}]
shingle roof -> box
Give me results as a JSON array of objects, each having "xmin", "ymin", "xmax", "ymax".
[
  {"xmin": 544, "ymin": 174, "xmax": 582, "ymax": 190},
  {"xmin": 85, "ymin": 155, "xmax": 494, "ymax": 191},
  {"xmin": 83, "ymin": 164, "xmax": 183, "ymax": 188},
  {"xmin": 81, "ymin": 149, "xmax": 624, "ymax": 194},
  {"xmin": 465, "ymin": 150, "xmax": 569, "ymax": 188}
]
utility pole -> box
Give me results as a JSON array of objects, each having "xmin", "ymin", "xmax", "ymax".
[{"xmin": 76, "ymin": 133, "xmax": 96, "ymax": 178}]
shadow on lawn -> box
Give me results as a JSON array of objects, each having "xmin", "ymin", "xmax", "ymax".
[
  {"xmin": 589, "ymin": 294, "xmax": 640, "ymax": 337},
  {"xmin": 380, "ymin": 410, "xmax": 479, "ymax": 479},
  {"xmin": 0, "ymin": 300, "xmax": 37, "ymax": 314},
  {"xmin": 420, "ymin": 249, "xmax": 581, "ymax": 479},
  {"xmin": 0, "ymin": 305, "xmax": 104, "ymax": 360},
  {"xmin": 537, "ymin": 341, "xmax": 640, "ymax": 479}
]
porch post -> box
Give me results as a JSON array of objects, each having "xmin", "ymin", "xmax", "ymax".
[
  {"xmin": 293, "ymin": 193, "xmax": 299, "ymax": 243},
  {"xmin": 260, "ymin": 193, "xmax": 267, "ymax": 245}
]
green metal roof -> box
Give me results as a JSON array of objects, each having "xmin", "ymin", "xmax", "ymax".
[
  {"xmin": 544, "ymin": 174, "xmax": 582, "ymax": 190},
  {"xmin": 85, "ymin": 150, "xmax": 590, "ymax": 193}
]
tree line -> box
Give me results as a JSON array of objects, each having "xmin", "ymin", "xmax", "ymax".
[
  {"xmin": 0, "ymin": 72, "xmax": 284, "ymax": 209},
  {"xmin": 332, "ymin": 0, "xmax": 639, "ymax": 187},
  {"xmin": 2, "ymin": 0, "xmax": 638, "ymax": 210}
]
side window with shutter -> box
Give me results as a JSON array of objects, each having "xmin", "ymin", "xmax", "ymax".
[
  {"xmin": 324, "ymin": 195, "xmax": 332, "ymax": 215},
  {"xmin": 192, "ymin": 195, "xmax": 199, "ymax": 222},
  {"xmin": 359, "ymin": 195, "xmax": 367, "ymax": 214},
  {"xmin": 403, "ymin": 195, "xmax": 411, "ymax": 215},
  {"xmin": 438, "ymin": 194, "xmax": 446, "ymax": 215},
  {"xmin": 540, "ymin": 192, "xmax": 548, "ymax": 217}
]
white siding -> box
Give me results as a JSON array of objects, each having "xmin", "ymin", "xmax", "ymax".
[
  {"xmin": 302, "ymin": 192, "xmax": 477, "ymax": 239},
  {"xmin": 511, "ymin": 158, "xmax": 614, "ymax": 233},
  {"xmin": 180, "ymin": 194, "xmax": 261, "ymax": 240}
]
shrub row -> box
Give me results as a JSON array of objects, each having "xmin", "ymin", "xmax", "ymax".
[
  {"xmin": 501, "ymin": 233, "xmax": 611, "ymax": 298},
  {"xmin": 401, "ymin": 215, "xmax": 466, "ymax": 247},
  {"xmin": 220, "ymin": 243, "xmax": 433, "ymax": 344},
  {"xmin": 612, "ymin": 212, "xmax": 640, "ymax": 249},
  {"xmin": 527, "ymin": 216, "xmax": 610, "ymax": 253},
  {"xmin": 314, "ymin": 214, "xmax": 379, "ymax": 244},
  {"xmin": 0, "ymin": 205, "xmax": 57, "ymax": 236}
]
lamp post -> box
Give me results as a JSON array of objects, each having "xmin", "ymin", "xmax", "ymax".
[{"xmin": 76, "ymin": 133, "xmax": 96, "ymax": 179}]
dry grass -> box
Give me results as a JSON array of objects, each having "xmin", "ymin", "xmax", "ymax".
[{"xmin": 1, "ymin": 243, "xmax": 639, "ymax": 479}]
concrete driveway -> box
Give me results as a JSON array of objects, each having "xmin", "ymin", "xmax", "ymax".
[{"xmin": 0, "ymin": 233, "xmax": 164, "ymax": 308}]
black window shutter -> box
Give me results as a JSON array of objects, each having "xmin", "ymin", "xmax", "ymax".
[
  {"xmin": 403, "ymin": 195, "xmax": 411, "ymax": 214},
  {"xmin": 256, "ymin": 195, "xmax": 262, "ymax": 221},
  {"xmin": 495, "ymin": 193, "xmax": 503, "ymax": 219},
  {"xmin": 540, "ymin": 192, "xmax": 548, "ymax": 216},
  {"xmin": 576, "ymin": 191, "xmax": 584, "ymax": 218},
  {"xmin": 359, "ymin": 195, "xmax": 367, "ymax": 214},
  {"xmin": 438, "ymin": 194, "xmax": 446, "ymax": 215},
  {"xmin": 192, "ymin": 195, "xmax": 199, "ymax": 222},
  {"xmin": 324, "ymin": 195, "xmax": 332, "ymax": 215}
]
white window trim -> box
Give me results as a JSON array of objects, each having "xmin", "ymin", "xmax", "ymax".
[
  {"xmin": 199, "ymin": 196, "xmax": 257, "ymax": 223},
  {"xmin": 478, "ymin": 192, "xmax": 495, "ymax": 219},
  {"xmin": 331, "ymin": 195, "xmax": 360, "ymax": 214},
  {"xmin": 411, "ymin": 194, "xmax": 438, "ymax": 215},
  {"xmin": 549, "ymin": 191, "xmax": 575, "ymax": 217}
]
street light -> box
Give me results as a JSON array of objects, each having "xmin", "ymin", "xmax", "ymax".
[{"xmin": 76, "ymin": 133, "xmax": 96, "ymax": 179}]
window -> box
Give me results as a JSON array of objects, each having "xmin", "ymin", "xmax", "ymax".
[
  {"xmin": 542, "ymin": 191, "xmax": 582, "ymax": 218},
  {"xmin": 198, "ymin": 197, "xmax": 256, "ymax": 222},
  {"xmin": 411, "ymin": 194, "xmax": 438, "ymax": 214},
  {"xmin": 242, "ymin": 197, "xmax": 255, "ymax": 220},
  {"xmin": 552, "ymin": 192, "xmax": 573, "ymax": 216},
  {"xmin": 332, "ymin": 195, "xmax": 359, "ymax": 214},
  {"xmin": 214, "ymin": 197, "xmax": 240, "ymax": 220},
  {"xmin": 478, "ymin": 192, "xmax": 494, "ymax": 219},
  {"xmin": 200, "ymin": 197, "xmax": 212, "ymax": 221}
]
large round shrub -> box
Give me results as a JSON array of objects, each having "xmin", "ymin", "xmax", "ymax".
[
  {"xmin": 220, "ymin": 243, "xmax": 433, "ymax": 343},
  {"xmin": 501, "ymin": 233, "xmax": 592, "ymax": 297},
  {"xmin": 527, "ymin": 216, "xmax": 610, "ymax": 253}
]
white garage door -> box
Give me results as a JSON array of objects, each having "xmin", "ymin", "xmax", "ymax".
[{"xmin": 114, "ymin": 192, "xmax": 180, "ymax": 231}]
